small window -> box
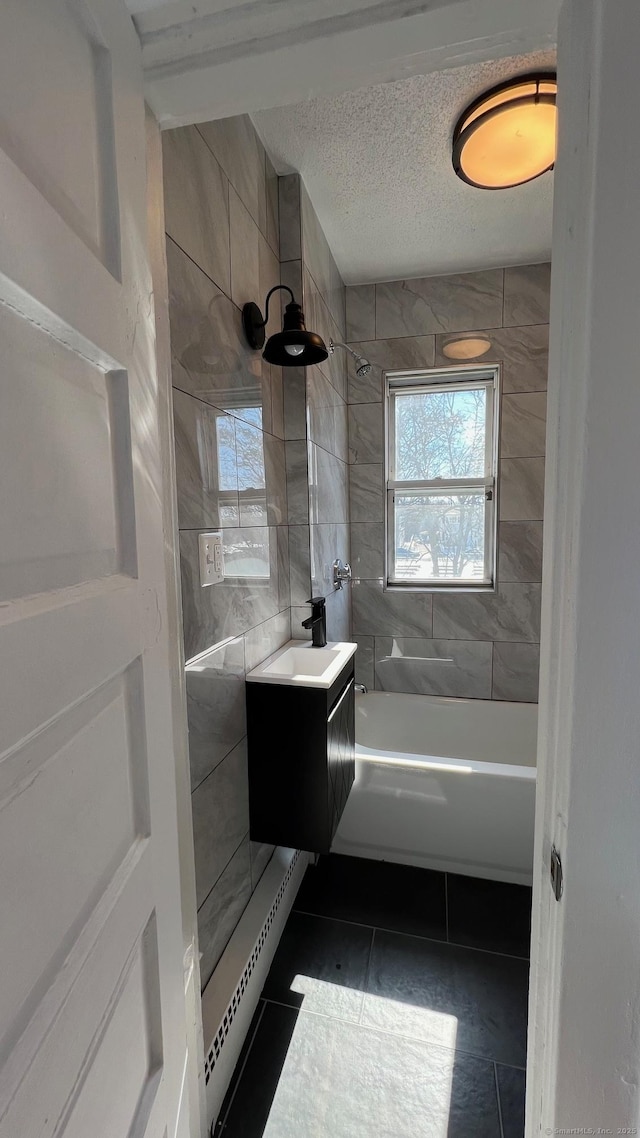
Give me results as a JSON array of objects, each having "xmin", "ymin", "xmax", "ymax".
[{"xmin": 386, "ymin": 366, "xmax": 499, "ymax": 588}]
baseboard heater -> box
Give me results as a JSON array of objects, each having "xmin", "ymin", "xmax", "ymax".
[{"xmin": 200, "ymin": 846, "xmax": 310, "ymax": 1131}]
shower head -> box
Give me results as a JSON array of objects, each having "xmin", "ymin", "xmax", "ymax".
[{"xmin": 329, "ymin": 340, "xmax": 372, "ymax": 378}]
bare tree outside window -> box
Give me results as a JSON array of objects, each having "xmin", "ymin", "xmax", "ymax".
[
  {"xmin": 387, "ymin": 372, "xmax": 497, "ymax": 586},
  {"xmin": 215, "ymin": 406, "xmax": 271, "ymax": 578}
]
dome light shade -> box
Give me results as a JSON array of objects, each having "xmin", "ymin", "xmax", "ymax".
[
  {"xmin": 242, "ymin": 286, "xmax": 328, "ymax": 367},
  {"xmin": 442, "ymin": 335, "xmax": 492, "ymax": 361},
  {"xmin": 453, "ymin": 73, "xmax": 557, "ymax": 190},
  {"xmin": 263, "ymin": 301, "xmax": 328, "ymax": 366}
]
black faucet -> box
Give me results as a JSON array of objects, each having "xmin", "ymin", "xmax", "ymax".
[{"xmin": 301, "ymin": 596, "xmax": 327, "ymax": 647}]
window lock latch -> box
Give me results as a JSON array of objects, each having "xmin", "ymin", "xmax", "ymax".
[{"xmin": 486, "ymin": 489, "xmax": 493, "ymax": 501}]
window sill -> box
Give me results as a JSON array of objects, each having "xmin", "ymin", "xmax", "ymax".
[{"xmin": 384, "ymin": 581, "xmax": 496, "ymax": 595}]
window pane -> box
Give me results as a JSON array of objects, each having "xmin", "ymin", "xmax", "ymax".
[
  {"xmin": 393, "ymin": 493, "xmax": 486, "ymax": 581},
  {"xmin": 394, "ymin": 387, "xmax": 487, "ymax": 481},
  {"xmin": 235, "ymin": 420, "xmax": 266, "ymax": 492},
  {"xmin": 223, "ymin": 528, "xmax": 271, "ymax": 580},
  {"xmin": 215, "ymin": 414, "xmax": 237, "ymax": 492}
]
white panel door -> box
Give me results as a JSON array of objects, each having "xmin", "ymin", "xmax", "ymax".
[
  {"xmin": 528, "ymin": 0, "xmax": 640, "ymax": 1131},
  {"xmin": 0, "ymin": 3, "xmax": 191, "ymax": 1137}
]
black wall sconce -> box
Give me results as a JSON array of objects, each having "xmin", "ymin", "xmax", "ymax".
[{"xmin": 242, "ymin": 285, "xmax": 328, "ymax": 367}]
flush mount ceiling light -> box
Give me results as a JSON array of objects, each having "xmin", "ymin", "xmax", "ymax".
[
  {"xmin": 242, "ymin": 285, "xmax": 328, "ymax": 367},
  {"xmin": 452, "ymin": 72, "xmax": 557, "ymax": 190},
  {"xmin": 442, "ymin": 335, "xmax": 492, "ymax": 360}
]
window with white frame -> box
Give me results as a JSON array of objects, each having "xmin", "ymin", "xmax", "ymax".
[{"xmin": 386, "ymin": 366, "xmax": 499, "ymax": 588}]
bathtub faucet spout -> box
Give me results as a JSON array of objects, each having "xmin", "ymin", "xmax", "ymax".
[{"xmin": 355, "ymin": 683, "xmax": 368, "ymax": 695}]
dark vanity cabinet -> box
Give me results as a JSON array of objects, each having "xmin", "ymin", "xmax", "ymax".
[{"xmin": 246, "ymin": 660, "xmax": 355, "ymax": 855}]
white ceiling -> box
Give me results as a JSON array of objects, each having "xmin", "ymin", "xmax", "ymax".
[
  {"xmin": 125, "ymin": 2, "xmax": 558, "ymax": 284},
  {"xmin": 253, "ymin": 50, "xmax": 556, "ymax": 284},
  {"xmin": 125, "ymin": 0, "xmax": 558, "ymax": 127}
]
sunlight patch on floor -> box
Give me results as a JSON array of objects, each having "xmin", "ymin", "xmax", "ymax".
[{"xmin": 261, "ymin": 979, "xmax": 458, "ymax": 1137}]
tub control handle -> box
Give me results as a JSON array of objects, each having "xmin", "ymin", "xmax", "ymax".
[{"xmin": 333, "ymin": 558, "xmax": 352, "ymax": 590}]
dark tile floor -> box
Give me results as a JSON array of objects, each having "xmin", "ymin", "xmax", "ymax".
[{"xmin": 215, "ymin": 855, "xmax": 531, "ymax": 1138}]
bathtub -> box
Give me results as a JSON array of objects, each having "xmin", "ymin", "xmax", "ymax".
[{"xmin": 332, "ymin": 691, "xmax": 537, "ymax": 885}]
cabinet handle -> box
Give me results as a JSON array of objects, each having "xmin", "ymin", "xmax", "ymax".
[{"xmin": 327, "ymin": 678, "xmax": 354, "ymax": 722}]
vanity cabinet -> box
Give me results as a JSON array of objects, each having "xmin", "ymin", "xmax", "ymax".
[{"xmin": 246, "ymin": 659, "xmax": 355, "ymax": 854}]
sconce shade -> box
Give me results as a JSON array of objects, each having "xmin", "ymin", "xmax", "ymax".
[
  {"xmin": 453, "ymin": 73, "xmax": 557, "ymax": 190},
  {"xmin": 263, "ymin": 301, "xmax": 328, "ymax": 366}
]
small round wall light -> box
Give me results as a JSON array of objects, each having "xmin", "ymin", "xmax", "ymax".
[
  {"xmin": 442, "ymin": 335, "xmax": 492, "ymax": 361},
  {"xmin": 242, "ymin": 285, "xmax": 328, "ymax": 367},
  {"xmin": 452, "ymin": 72, "xmax": 557, "ymax": 190}
]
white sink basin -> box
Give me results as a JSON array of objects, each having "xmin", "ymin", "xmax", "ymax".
[
  {"xmin": 264, "ymin": 646, "xmax": 343, "ymax": 678},
  {"xmin": 246, "ymin": 640, "xmax": 357, "ymax": 688}
]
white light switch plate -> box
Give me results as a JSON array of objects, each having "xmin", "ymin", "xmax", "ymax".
[{"xmin": 198, "ymin": 531, "xmax": 224, "ymax": 586}]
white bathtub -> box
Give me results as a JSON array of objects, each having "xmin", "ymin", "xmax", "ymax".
[{"xmin": 332, "ymin": 691, "xmax": 537, "ymax": 885}]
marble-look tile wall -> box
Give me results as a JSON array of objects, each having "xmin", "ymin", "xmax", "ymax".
[
  {"xmin": 164, "ymin": 115, "xmax": 289, "ymax": 991},
  {"xmin": 346, "ymin": 263, "xmax": 550, "ymax": 704},
  {"xmin": 280, "ymin": 175, "xmax": 351, "ymax": 644}
]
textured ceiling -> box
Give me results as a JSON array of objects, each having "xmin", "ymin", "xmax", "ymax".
[{"xmin": 253, "ymin": 51, "xmax": 556, "ymax": 284}]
